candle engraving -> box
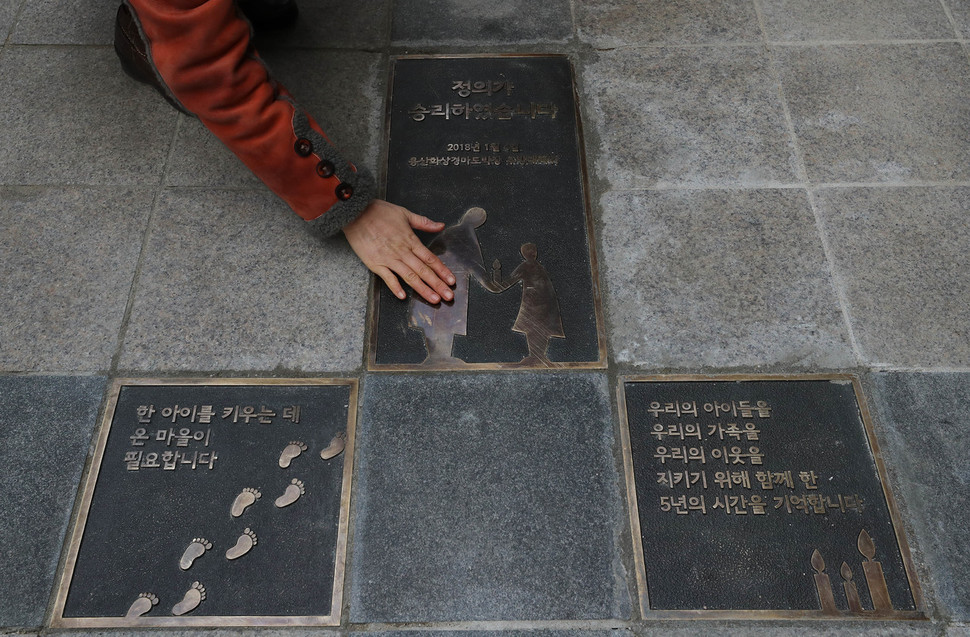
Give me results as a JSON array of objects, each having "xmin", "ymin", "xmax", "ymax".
[
  {"xmin": 858, "ymin": 529, "xmax": 893, "ymax": 611},
  {"xmin": 811, "ymin": 549, "xmax": 839, "ymax": 614},
  {"xmin": 841, "ymin": 561, "xmax": 864, "ymax": 612}
]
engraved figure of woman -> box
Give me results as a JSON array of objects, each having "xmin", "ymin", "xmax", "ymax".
[
  {"xmin": 408, "ymin": 206, "xmax": 490, "ymax": 364},
  {"xmin": 492, "ymin": 242, "xmax": 564, "ymax": 365}
]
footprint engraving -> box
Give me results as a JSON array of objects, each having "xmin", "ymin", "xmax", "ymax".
[
  {"xmin": 275, "ymin": 478, "xmax": 305, "ymax": 508},
  {"xmin": 179, "ymin": 538, "xmax": 212, "ymax": 570},
  {"xmin": 226, "ymin": 527, "xmax": 258, "ymax": 560},
  {"xmin": 279, "ymin": 441, "xmax": 308, "ymax": 468},
  {"xmin": 171, "ymin": 581, "xmax": 206, "ymax": 616},
  {"xmin": 320, "ymin": 431, "xmax": 346, "ymax": 460},
  {"xmin": 125, "ymin": 592, "xmax": 158, "ymax": 618},
  {"xmin": 230, "ymin": 487, "xmax": 261, "ymax": 517}
]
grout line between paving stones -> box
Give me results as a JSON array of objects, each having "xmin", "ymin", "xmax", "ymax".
[
  {"xmin": 107, "ymin": 113, "xmax": 185, "ymax": 376},
  {"xmin": 752, "ymin": 0, "xmax": 865, "ymax": 367},
  {"xmin": 938, "ymin": 0, "xmax": 970, "ymax": 64}
]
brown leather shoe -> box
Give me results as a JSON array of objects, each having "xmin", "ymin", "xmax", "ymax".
[{"xmin": 113, "ymin": 3, "xmax": 191, "ymax": 115}]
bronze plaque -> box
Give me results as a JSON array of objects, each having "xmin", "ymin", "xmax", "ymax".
[
  {"xmin": 619, "ymin": 375, "xmax": 923, "ymax": 619},
  {"xmin": 51, "ymin": 379, "xmax": 356, "ymax": 628},
  {"xmin": 369, "ymin": 55, "xmax": 606, "ymax": 370}
]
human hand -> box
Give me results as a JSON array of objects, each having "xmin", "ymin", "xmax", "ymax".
[{"xmin": 343, "ymin": 199, "xmax": 456, "ymax": 304}]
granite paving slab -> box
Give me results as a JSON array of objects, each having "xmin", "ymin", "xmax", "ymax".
[
  {"xmin": 363, "ymin": 632, "xmax": 632, "ymax": 637},
  {"xmin": 634, "ymin": 622, "xmax": 939, "ymax": 635},
  {"xmin": 871, "ymin": 373, "xmax": 970, "ymax": 622},
  {"xmin": 949, "ymin": 0, "xmax": 970, "ymax": 38},
  {"xmin": 598, "ymin": 189, "xmax": 854, "ymax": 369},
  {"xmin": 759, "ymin": 0, "xmax": 955, "ymax": 41},
  {"xmin": 391, "ymin": 0, "xmax": 572, "ymax": 45},
  {"xmin": 773, "ymin": 43, "xmax": 970, "ymax": 184},
  {"xmin": 0, "ymin": 187, "xmax": 153, "ymax": 372},
  {"xmin": 0, "ymin": 0, "xmax": 24, "ymax": 43},
  {"xmin": 118, "ymin": 188, "xmax": 367, "ymax": 372},
  {"xmin": 0, "ymin": 46, "xmax": 178, "ymax": 185},
  {"xmin": 0, "ymin": 375, "xmax": 105, "ymax": 628},
  {"xmin": 949, "ymin": 625, "xmax": 970, "ymax": 636},
  {"xmin": 10, "ymin": 0, "xmax": 116, "ymax": 44},
  {"xmin": 575, "ymin": 0, "xmax": 762, "ymax": 46},
  {"xmin": 165, "ymin": 50, "xmax": 384, "ymax": 188},
  {"xmin": 814, "ymin": 187, "xmax": 970, "ymax": 367},
  {"xmin": 581, "ymin": 47, "xmax": 798, "ymax": 189},
  {"xmin": 350, "ymin": 372, "xmax": 629, "ymax": 622},
  {"xmin": 250, "ymin": 0, "xmax": 390, "ymax": 50}
]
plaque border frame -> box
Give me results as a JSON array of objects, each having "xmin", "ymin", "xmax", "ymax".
[
  {"xmin": 617, "ymin": 373, "xmax": 925, "ymax": 620},
  {"xmin": 50, "ymin": 377, "xmax": 359, "ymax": 628},
  {"xmin": 366, "ymin": 53, "xmax": 608, "ymax": 372}
]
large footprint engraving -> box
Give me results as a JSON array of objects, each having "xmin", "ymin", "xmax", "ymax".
[
  {"xmin": 278, "ymin": 441, "xmax": 307, "ymax": 468},
  {"xmin": 274, "ymin": 478, "xmax": 305, "ymax": 508},
  {"xmin": 171, "ymin": 581, "xmax": 206, "ymax": 616},
  {"xmin": 125, "ymin": 592, "xmax": 158, "ymax": 618},
  {"xmin": 320, "ymin": 431, "xmax": 346, "ymax": 460},
  {"xmin": 226, "ymin": 528, "xmax": 258, "ymax": 560},
  {"xmin": 179, "ymin": 538, "xmax": 212, "ymax": 570},
  {"xmin": 230, "ymin": 487, "xmax": 261, "ymax": 517}
]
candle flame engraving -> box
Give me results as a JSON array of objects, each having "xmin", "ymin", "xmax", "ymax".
[
  {"xmin": 811, "ymin": 548, "xmax": 825, "ymax": 573},
  {"xmin": 841, "ymin": 561, "xmax": 853, "ymax": 581},
  {"xmin": 858, "ymin": 529, "xmax": 876, "ymax": 561}
]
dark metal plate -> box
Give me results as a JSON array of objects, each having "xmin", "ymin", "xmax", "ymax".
[
  {"xmin": 619, "ymin": 375, "xmax": 923, "ymax": 619},
  {"xmin": 369, "ymin": 55, "xmax": 606, "ymax": 370},
  {"xmin": 51, "ymin": 379, "xmax": 356, "ymax": 628}
]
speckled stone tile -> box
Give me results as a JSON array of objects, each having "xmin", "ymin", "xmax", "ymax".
[
  {"xmin": 0, "ymin": 0, "xmax": 24, "ymax": 43},
  {"xmin": 10, "ymin": 0, "xmax": 115, "ymax": 44},
  {"xmin": 118, "ymin": 188, "xmax": 367, "ymax": 372},
  {"xmin": 251, "ymin": 0, "xmax": 390, "ymax": 49},
  {"xmin": 576, "ymin": 0, "xmax": 762, "ymax": 46},
  {"xmin": 166, "ymin": 50, "xmax": 383, "ymax": 188},
  {"xmin": 759, "ymin": 0, "xmax": 955, "ymax": 41},
  {"xmin": 949, "ymin": 0, "xmax": 970, "ymax": 38},
  {"xmin": 599, "ymin": 189, "xmax": 854, "ymax": 369},
  {"xmin": 363, "ymin": 633, "xmax": 633, "ymax": 637},
  {"xmin": 0, "ymin": 46, "xmax": 177, "ymax": 185},
  {"xmin": 0, "ymin": 187, "xmax": 153, "ymax": 372},
  {"xmin": 47, "ymin": 631, "xmax": 344, "ymax": 637},
  {"xmin": 633, "ymin": 622, "xmax": 939, "ymax": 635},
  {"xmin": 350, "ymin": 373, "xmax": 629, "ymax": 622},
  {"xmin": 948, "ymin": 625, "xmax": 970, "ymax": 636},
  {"xmin": 581, "ymin": 47, "xmax": 798, "ymax": 189},
  {"xmin": 871, "ymin": 373, "xmax": 970, "ymax": 621},
  {"xmin": 0, "ymin": 375, "xmax": 104, "ymax": 628},
  {"xmin": 391, "ymin": 0, "xmax": 572, "ymax": 45},
  {"xmin": 814, "ymin": 187, "xmax": 970, "ymax": 367},
  {"xmin": 774, "ymin": 44, "xmax": 970, "ymax": 184}
]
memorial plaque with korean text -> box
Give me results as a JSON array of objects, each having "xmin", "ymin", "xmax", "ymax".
[
  {"xmin": 51, "ymin": 379, "xmax": 356, "ymax": 628},
  {"xmin": 369, "ymin": 55, "xmax": 605, "ymax": 370},
  {"xmin": 619, "ymin": 375, "xmax": 923, "ymax": 619}
]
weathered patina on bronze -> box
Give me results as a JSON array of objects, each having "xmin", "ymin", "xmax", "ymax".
[
  {"xmin": 618, "ymin": 374, "xmax": 923, "ymax": 619},
  {"xmin": 51, "ymin": 378, "xmax": 357, "ymax": 628},
  {"xmin": 369, "ymin": 55, "xmax": 606, "ymax": 370}
]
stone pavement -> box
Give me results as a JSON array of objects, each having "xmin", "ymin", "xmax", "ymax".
[{"xmin": 1, "ymin": 0, "xmax": 968, "ymax": 634}]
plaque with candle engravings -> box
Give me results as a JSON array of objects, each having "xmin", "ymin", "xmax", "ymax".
[
  {"xmin": 618, "ymin": 375, "xmax": 924, "ymax": 619},
  {"xmin": 368, "ymin": 55, "xmax": 606, "ymax": 371},
  {"xmin": 50, "ymin": 379, "xmax": 357, "ymax": 628}
]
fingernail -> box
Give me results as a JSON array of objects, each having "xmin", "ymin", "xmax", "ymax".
[
  {"xmin": 397, "ymin": 291, "xmax": 406, "ymax": 300},
  {"xmin": 431, "ymin": 294, "xmax": 440, "ymax": 303}
]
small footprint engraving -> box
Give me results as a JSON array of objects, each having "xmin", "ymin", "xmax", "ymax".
[
  {"xmin": 275, "ymin": 478, "xmax": 305, "ymax": 508},
  {"xmin": 179, "ymin": 538, "xmax": 212, "ymax": 570},
  {"xmin": 230, "ymin": 487, "xmax": 261, "ymax": 517},
  {"xmin": 320, "ymin": 431, "xmax": 346, "ymax": 460},
  {"xmin": 172, "ymin": 581, "xmax": 206, "ymax": 616},
  {"xmin": 125, "ymin": 592, "xmax": 158, "ymax": 618},
  {"xmin": 279, "ymin": 441, "xmax": 308, "ymax": 468},
  {"xmin": 226, "ymin": 527, "xmax": 258, "ymax": 560}
]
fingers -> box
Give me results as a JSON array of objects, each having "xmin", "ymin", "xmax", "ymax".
[
  {"xmin": 406, "ymin": 211, "xmax": 446, "ymax": 233},
  {"xmin": 412, "ymin": 242, "xmax": 456, "ymax": 287},
  {"xmin": 374, "ymin": 267, "xmax": 406, "ymax": 301},
  {"xmin": 401, "ymin": 252, "xmax": 453, "ymax": 302}
]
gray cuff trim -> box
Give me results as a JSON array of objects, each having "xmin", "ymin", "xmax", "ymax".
[
  {"xmin": 290, "ymin": 106, "xmax": 377, "ymax": 237},
  {"xmin": 306, "ymin": 165, "xmax": 376, "ymax": 237}
]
